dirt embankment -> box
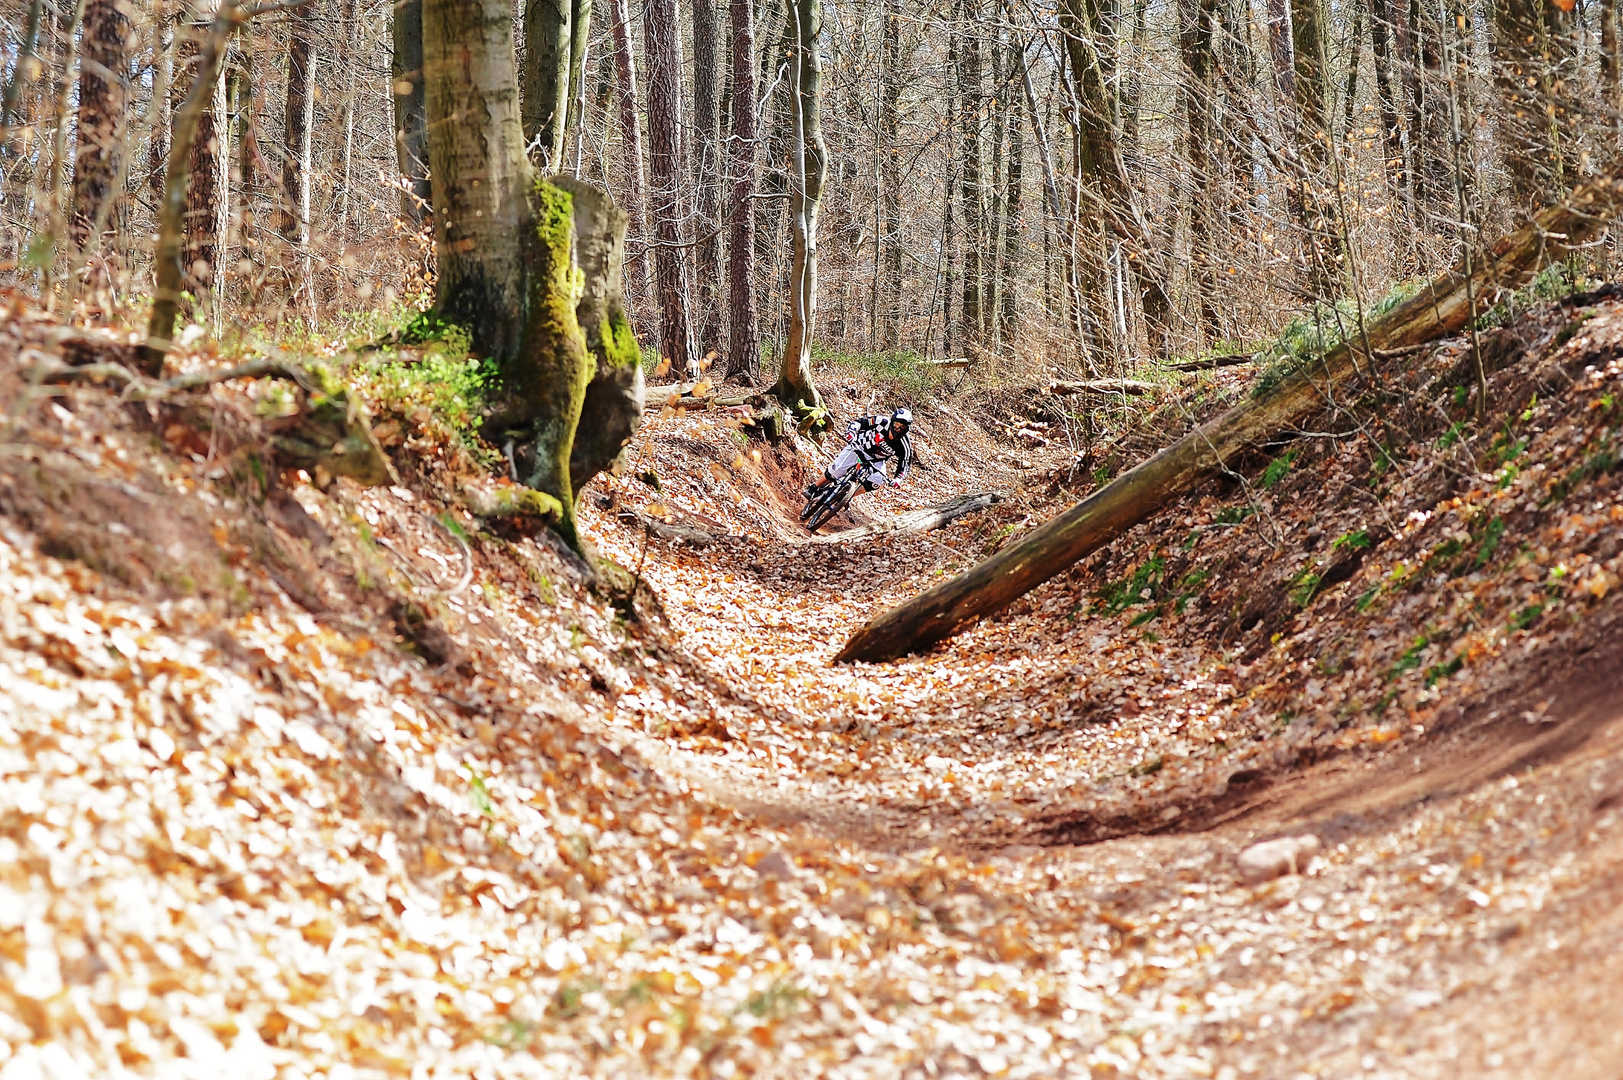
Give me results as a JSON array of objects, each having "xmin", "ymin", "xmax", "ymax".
[{"xmin": 4, "ymin": 295, "xmax": 1623, "ymax": 1079}]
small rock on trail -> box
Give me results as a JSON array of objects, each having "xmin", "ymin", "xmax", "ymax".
[{"xmin": 1237, "ymin": 834, "xmax": 1321, "ymax": 884}]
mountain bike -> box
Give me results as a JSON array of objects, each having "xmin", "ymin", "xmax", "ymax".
[{"xmin": 799, "ymin": 457, "xmax": 883, "ymax": 534}]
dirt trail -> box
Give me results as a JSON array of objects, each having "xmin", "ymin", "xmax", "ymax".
[
  {"xmin": 578, "ymin": 384, "xmax": 1623, "ymax": 1079},
  {"xmin": 5, "ymin": 306, "xmax": 1623, "ymax": 1078}
]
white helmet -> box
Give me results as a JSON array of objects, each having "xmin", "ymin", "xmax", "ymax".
[{"xmin": 891, "ymin": 407, "xmax": 914, "ymax": 429}]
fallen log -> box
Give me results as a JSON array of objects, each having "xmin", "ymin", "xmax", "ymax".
[
  {"xmin": 1167, "ymin": 353, "xmax": 1258, "ymax": 373},
  {"xmin": 807, "ymin": 492, "xmax": 1000, "ymax": 544},
  {"xmin": 1048, "ymin": 379, "xmax": 1160, "ymax": 396},
  {"xmin": 645, "ymin": 383, "xmax": 761, "ymax": 410},
  {"xmin": 835, "ymin": 173, "xmax": 1623, "ymax": 663}
]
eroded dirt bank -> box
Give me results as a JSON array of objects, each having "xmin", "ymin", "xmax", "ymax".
[{"xmin": 3, "ymin": 298, "xmax": 1623, "ymax": 1079}]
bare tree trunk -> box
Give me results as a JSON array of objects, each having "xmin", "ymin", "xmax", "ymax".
[
  {"xmin": 181, "ymin": 20, "xmax": 219, "ymax": 300},
  {"xmin": 1289, "ymin": 0, "xmax": 1343, "ymax": 299},
  {"xmin": 692, "ymin": 0, "xmax": 724, "ymax": 361},
  {"xmin": 878, "ymin": 0, "xmax": 903, "ymax": 349},
  {"xmin": 606, "ymin": 0, "xmax": 650, "ymax": 324},
  {"xmin": 1180, "ymin": 0, "xmax": 1221, "ymax": 343},
  {"xmin": 147, "ymin": 5, "xmax": 173, "ymax": 202},
  {"xmin": 522, "ymin": 0, "xmax": 591, "ymax": 169},
  {"xmin": 210, "ymin": 36, "xmax": 231, "ymax": 318},
  {"xmin": 145, "ymin": 1, "xmax": 238, "ymax": 373},
  {"xmin": 726, "ymin": 0, "xmax": 761, "ymax": 381},
  {"xmin": 392, "ymin": 0, "xmax": 431, "ymax": 219},
  {"xmin": 278, "ymin": 0, "xmax": 314, "ymax": 294},
  {"xmin": 1604, "ymin": 0, "xmax": 1621, "ymax": 115},
  {"xmin": 1494, "ymin": 0, "xmax": 1577, "ymax": 210},
  {"xmin": 643, "ymin": 0, "xmax": 694, "ymax": 374},
  {"xmin": 1060, "ymin": 0, "xmax": 1172, "ymax": 358},
  {"xmin": 998, "ymin": 31, "xmax": 1023, "ymax": 345},
  {"xmin": 422, "ymin": 0, "xmax": 531, "ymax": 356},
  {"xmin": 958, "ymin": 0, "xmax": 984, "ymax": 352},
  {"xmin": 772, "ymin": 0, "xmax": 826, "ymax": 415},
  {"xmin": 1369, "ymin": 0, "xmax": 1411, "ymax": 226},
  {"xmin": 424, "ymin": 0, "xmax": 633, "ymax": 547},
  {"xmin": 70, "ymin": 0, "xmax": 132, "ymax": 256}
]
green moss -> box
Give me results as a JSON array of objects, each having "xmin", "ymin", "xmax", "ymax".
[
  {"xmin": 512, "ymin": 179, "xmax": 593, "ymax": 551},
  {"xmin": 597, "ymin": 311, "xmax": 641, "ymax": 371}
]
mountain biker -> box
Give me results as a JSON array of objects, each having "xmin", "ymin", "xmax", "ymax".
[{"xmin": 806, "ymin": 407, "xmax": 916, "ymax": 499}]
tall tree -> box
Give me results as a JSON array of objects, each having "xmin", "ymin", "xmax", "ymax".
[
  {"xmin": 772, "ymin": 0, "xmax": 826, "ymax": 415},
  {"xmin": 691, "ymin": 0, "xmax": 724, "ymax": 361},
  {"xmin": 1060, "ymin": 0, "xmax": 1173, "ymax": 358},
  {"xmin": 643, "ymin": 0, "xmax": 694, "ymax": 374},
  {"xmin": 1368, "ymin": 0, "xmax": 1410, "ymax": 221},
  {"xmin": 958, "ymin": 0, "xmax": 984, "ymax": 352},
  {"xmin": 1494, "ymin": 0, "xmax": 1577, "ymax": 210},
  {"xmin": 522, "ymin": 0, "xmax": 591, "ymax": 169},
  {"xmin": 278, "ymin": 0, "xmax": 316, "ymax": 319},
  {"xmin": 605, "ymin": 0, "xmax": 650, "ymax": 321},
  {"xmin": 998, "ymin": 47, "xmax": 1023, "ymax": 344},
  {"xmin": 877, "ymin": 0, "xmax": 903, "ymax": 349},
  {"xmin": 179, "ymin": 15, "xmax": 221, "ymax": 294},
  {"xmin": 1179, "ymin": 0, "xmax": 1221, "ymax": 341},
  {"xmin": 70, "ymin": 0, "xmax": 132, "ymax": 253},
  {"xmin": 725, "ymin": 0, "xmax": 761, "ymax": 381},
  {"xmin": 422, "ymin": 0, "xmax": 640, "ymax": 544},
  {"xmin": 392, "ymin": 0, "xmax": 431, "ymax": 219}
]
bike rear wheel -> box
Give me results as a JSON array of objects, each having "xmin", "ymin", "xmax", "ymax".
[{"xmin": 805, "ymin": 478, "xmax": 855, "ymax": 533}]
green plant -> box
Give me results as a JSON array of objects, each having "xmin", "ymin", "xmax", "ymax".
[
  {"xmin": 465, "ymin": 767, "xmax": 495, "ymax": 818},
  {"xmin": 742, "ymin": 980, "xmax": 804, "ymax": 1021},
  {"xmin": 1261, "ymin": 450, "xmax": 1297, "ymax": 488},
  {"xmin": 1214, "ymin": 504, "xmax": 1254, "ymax": 525},
  {"xmin": 354, "ymin": 351, "xmax": 501, "ymax": 461},
  {"xmin": 1333, "ymin": 528, "xmax": 1371, "ymax": 551},
  {"xmin": 1425, "ymin": 655, "xmax": 1464, "ymax": 687},
  {"xmin": 1289, "ymin": 568, "xmax": 1323, "ymax": 608},
  {"xmin": 1097, "ymin": 555, "xmax": 1166, "ymax": 616},
  {"xmin": 1473, "ymin": 516, "xmax": 1506, "ymax": 568},
  {"xmin": 1510, "ymin": 603, "xmax": 1544, "ymax": 631},
  {"xmin": 1389, "ymin": 635, "xmax": 1430, "ymax": 679}
]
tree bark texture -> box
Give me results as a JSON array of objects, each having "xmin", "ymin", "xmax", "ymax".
[
  {"xmin": 998, "ymin": 31, "xmax": 1023, "ymax": 343},
  {"xmin": 1059, "ymin": 0, "xmax": 1172, "ymax": 359},
  {"xmin": 181, "ymin": 24, "xmax": 219, "ymax": 292},
  {"xmin": 144, "ymin": 1, "xmax": 238, "ymax": 373},
  {"xmin": 643, "ymin": 0, "xmax": 694, "ymax": 374},
  {"xmin": 692, "ymin": 0, "xmax": 724, "ymax": 362},
  {"xmin": 726, "ymin": 0, "xmax": 761, "ymax": 381},
  {"xmin": 878, "ymin": 0, "xmax": 903, "ymax": 349},
  {"xmin": 70, "ymin": 0, "xmax": 132, "ymax": 252},
  {"xmin": 1368, "ymin": 0, "xmax": 1409, "ymax": 215},
  {"xmin": 1288, "ymin": 0, "xmax": 1342, "ymax": 299},
  {"xmin": 278, "ymin": 1, "xmax": 314, "ymax": 243},
  {"xmin": 772, "ymin": 0, "xmax": 826, "ymax": 416},
  {"xmin": 559, "ymin": 176, "xmax": 645, "ymax": 493},
  {"xmin": 1179, "ymin": 0, "xmax": 1221, "ymax": 343},
  {"xmin": 1494, "ymin": 0, "xmax": 1577, "ymax": 210},
  {"xmin": 605, "ymin": 0, "xmax": 650, "ymax": 320},
  {"xmin": 958, "ymin": 0, "xmax": 984, "ymax": 352},
  {"xmin": 834, "ymin": 172, "xmax": 1623, "ymax": 662},
  {"xmin": 422, "ymin": 0, "xmax": 534, "ymax": 359},
  {"xmin": 521, "ymin": 0, "xmax": 590, "ymax": 169},
  {"xmin": 392, "ymin": 0, "xmax": 431, "ymax": 219}
]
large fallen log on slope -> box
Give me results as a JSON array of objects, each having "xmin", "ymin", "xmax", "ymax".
[{"xmin": 835, "ymin": 174, "xmax": 1623, "ymax": 663}]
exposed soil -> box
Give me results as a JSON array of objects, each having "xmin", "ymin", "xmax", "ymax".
[{"xmin": 3, "ymin": 298, "xmax": 1623, "ymax": 1078}]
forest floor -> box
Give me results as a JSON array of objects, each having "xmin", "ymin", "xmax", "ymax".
[{"xmin": 3, "ymin": 292, "xmax": 1623, "ymax": 1079}]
